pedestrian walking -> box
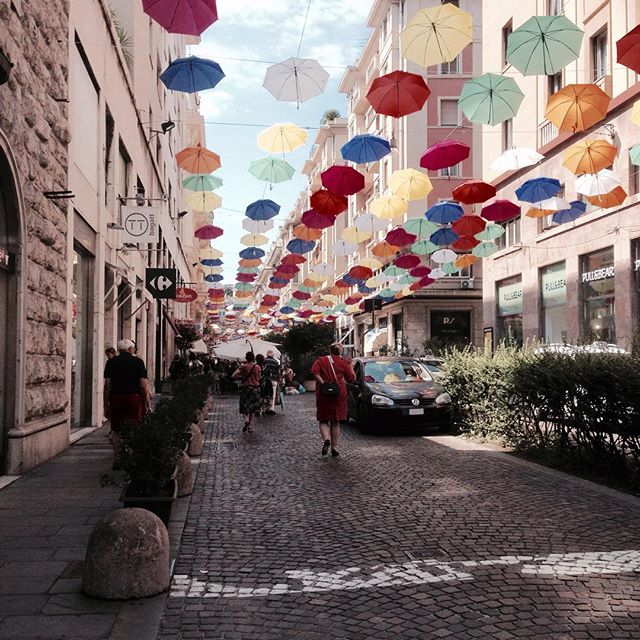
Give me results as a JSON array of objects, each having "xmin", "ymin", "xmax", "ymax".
[
  {"xmin": 231, "ymin": 351, "xmax": 262, "ymax": 433},
  {"xmin": 104, "ymin": 346, "xmax": 116, "ymax": 360},
  {"xmin": 262, "ymin": 350, "xmax": 280, "ymax": 415},
  {"xmin": 103, "ymin": 339, "xmax": 152, "ymax": 465},
  {"xmin": 310, "ymin": 344, "xmax": 356, "ymax": 457}
]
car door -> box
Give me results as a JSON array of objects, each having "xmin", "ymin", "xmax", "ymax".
[{"xmin": 347, "ymin": 360, "xmax": 361, "ymax": 419}]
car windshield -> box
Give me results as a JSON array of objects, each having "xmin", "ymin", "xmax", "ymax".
[
  {"xmin": 422, "ymin": 362, "xmax": 441, "ymax": 373},
  {"xmin": 363, "ymin": 360, "xmax": 431, "ymax": 383}
]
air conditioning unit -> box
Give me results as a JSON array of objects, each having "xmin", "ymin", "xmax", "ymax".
[{"xmin": 460, "ymin": 278, "xmax": 474, "ymax": 290}]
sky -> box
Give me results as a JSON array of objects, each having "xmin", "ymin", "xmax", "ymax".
[{"xmin": 191, "ymin": 0, "xmax": 373, "ymax": 282}]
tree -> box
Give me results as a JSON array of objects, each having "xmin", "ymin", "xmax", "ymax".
[
  {"xmin": 320, "ymin": 109, "xmax": 341, "ymax": 125},
  {"xmin": 280, "ymin": 323, "xmax": 335, "ymax": 380}
]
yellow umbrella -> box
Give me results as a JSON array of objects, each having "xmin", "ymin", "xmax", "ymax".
[
  {"xmin": 357, "ymin": 257, "xmax": 383, "ymax": 270},
  {"xmin": 632, "ymin": 100, "xmax": 640, "ymax": 126},
  {"xmin": 341, "ymin": 225, "xmax": 372, "ymax": 243},
  {"xmin": 257, "ymin": 123, "xmax": 308, "ymax": 153},
  {"xmin": 389, "ymin": 169, "xmax": 433, "ymax": 201},
  {"xmin": 562, "ymin": 139, "xmax": 617, "ymax": 175},
  {"xmin": 206, "ymin": 266, "xmax": 224, "ymax": 274},
  {"xmin": 401, "ymin": 3, "xmax": 473, "ymax": 69},
  {"xmin": 200, "ymin": 247, "xmax": 223, "ymax": 259},
  {"xmin": 345, "ymin": 304, "xmax": 362, "ymax": 314},
  {"xmin": 240, "ymin": 233, "xmax": 269, "ymax": 246},
  {"xmin": 370, "ymin": 195, "xmax": 408, "ymax": 219},
  {"xmin": 306, "ymin": 271, "xmax": 326, "ymax": 283},
  {"xmin": 365, "ymin": 276, "xmax": 381, "ymax": 288},
  {"xmin": 321, "ymin": 294, "xmax": 339, "ymax": 302},
  {"xmin": 187, "ymin": 191, "xmax": 222, "ymax": 212}
]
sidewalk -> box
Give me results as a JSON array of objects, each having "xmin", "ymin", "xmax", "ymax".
[{"xmin": 0, "ymin": 418, "xmax": 197, "ymax": 640}]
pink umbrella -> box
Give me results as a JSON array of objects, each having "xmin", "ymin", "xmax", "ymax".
[
  {"xmin": 409, "ymin": 266, "xmax": 431, "ymax": 278},
  {"xmin": 293, "ymin": 291, "xmax": 312, "ymax": 300},
  {"xmin": 394, "ymin": 254, "xmax": 421, "ymax": 269},
  {"xmin": 301, "ymin": 209, "xmax": 336, "ymax": 229},
  {"xmin": 386, "ymin": 228, "xmax": 417, "ymax": 247},
  {"xmin": 298, "ymin": 309, "xmax": 315, "ymax": 318},
  {"xmin": 236, "ymin": 273, "xmax": 257, "ymax": 283},
  {"xmin": 481, "ymin": 199, "xmax": 520, "ymax": 222},
  {"xmin": 420, "ymin": 140, "xmax": 470, "ymax": 171},
  {"xmin": 410, "ymin": 276, "xmax": 435, "ymax": 290},
  {"xmin": 142, "ymin": 0, "xmax": 218, "ymax": 36},
  {"xmin": 321, "ymin": 165, "xmax": 365, "ymax": 196},
  {"xmin": 194, "ymin": 224, "xmax": 223, "ymax": 239},
  {"xmin": 275, "ymin": 264, "xmax": 299, "ymax": 274}
]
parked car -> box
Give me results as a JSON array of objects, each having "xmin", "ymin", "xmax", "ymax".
[
  {"xmin": 418, "ymin": 356, "xmax": 445, "ymax": 380},
  {"xmin": 347, "ymin": 357, "xmax": 452, "ymax": 432}
]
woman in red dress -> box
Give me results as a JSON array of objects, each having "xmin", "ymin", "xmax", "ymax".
[{"xmin": 310, "ymin": 344, "xmax": 356, "ymax": 457}]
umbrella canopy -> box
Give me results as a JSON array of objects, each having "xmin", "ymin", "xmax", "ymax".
[
  {"xmin": 257, "ymin": 123, "xmax": 308, "ymax": 153},
  {"xmin": 356, "ymin": 257, "xmax": 383, "ymax": 271},
  {"xmin": 394, "ymin": 254, "xmax": 421, "ymax": 269},
  {"xmin": 409, "ymin": 265, "xmax": 431, "ymax": 278},
  {"xmin": 515, "ymin": 177, "xmax": 562, "ymax": 203},
  {"xmin": 243, "ymin": 218, "xmax": 274, "ymax": 233},
  {"xmin": 575, "ymin": 169, "xmax": 621, "ymax": 196},
  {"xmin": 617, "ymin": 25, "xmax": 640, "ymax": 75},
  {"xmin": 586, "ymin": 185, "xmax": 627, "ymax": 208},
  {"xmin": 245, "ymin": 199, "xmax": 281, "ymax": 220},
  {"xmin": 201, "ymin": 258, "xmax": 223, "ymax": 267},
  {"xmin": 401, "ymin": 3, "xmax": 473, "ymax": 68},
  {"xmin": 355, "ymin": 213, "xmax": 388, "ymax": 234},
  {"xmin": 371, "ymin": 241, "xmax": 399, "ymax": 260},
  {"xmin": 281, "ymin": 254, "xmax": 307, "ymax": 266},
  {"xmin": 213, "ymin": 338, "xmax": 280, "ymax": 360},
  {"xmin": 160, "ymin": 56, "xmax": 224, "ymax": 93},
  {"xmin": 472, "ymin": 242, "xmax": 499, "ymax": 258},
  {"xmin": 475, "ymin": 223, "xmax": 505, "ymax": 241},
  {"xmin": 490, "ymin": 147, "xmax": 543, "ymax": 173},
  {"xmin": 186, "ymin": 190, "xmax": 221, "ymax": 212},
  {"xmin": 205, "ymin": 273, "xmax": 224, "ymax": 282},
  {"xmin": 142, "ymin": 0, "xmax": 218, "ymax": 35},
  {"xmin": 389, "ymin": 169, "xmax": 433, "ymax": 200},
  {"xmin": 426, "ymin": 201, "xmax": 464, "ymax": 224},
  {"xmin": 366, "ymin": 70, "xmax": 431, "ymax": 117},
  {"xmin": 370, "ymin": 195, "xmax": 408, "ymax": 219},
  {"xmin": 310, "ymin": 189, "xmax": 348, "ymax": 216},
  {"xmin": 200, "ymin": 247, "xmax": 223, "ymax": 260},
  {"xmin": 263, "ymin": 57, "xmax": 329, "ymax": 104},
  {"xmin": 235, "ymin": 273, "xmax": 256, "ymax": 283},
  {"xmin": 194, "ymin": 224, "xmax": 223, "ymax": 240},
  {"xmin": 332, "ymin": 240, "xmax": 357, "ymax": 256},
  {"xmin": 310, "ymin": 264, "xmax": 335, "ymax": 277},
  {"xmin": 452, "ymin": 215, "xmax": 486, "ymax": 236},
  {"xmin": 301, "ymin": 209, "xmax": 335, "ymax": 229},
  {"xmin": 249, "ymin": 157, "xmax": 295, "ymax": 183},
  {"xmin": 287, "ymin": 239, "xmax": 316, "ymax": 254},
  {"xmin": 386, "ymin": 228, "xmax": 417, "ymax": 247},
  {"xmin": 176, "ymin": 144, "xmax": 221, "ymax": 173},
  {"xmin": 431, "ymin": 249, "xmax": 457, "ymax": 264},
  {"xmin": 412, "ymin": 240, "xmax": 439, "ymax": 255},
  {"xmin": 451, "ymin": 236, "xmax": 480, "ymax": 251},
  {"xmin": 455, "ymin": 254, "xmax": 477, "ymax": 268},
  {"xmin": 430, "ymin": 227, "xmax": 459, "ymax": 246},
  {"xmin": 341, "ymin": 134, "xmax": 391, "ymax": 164},
  {"xmin": 552, "ymin": 200, "xmax": 587, "ymax": 224},
  {"xmin": 545, "ymin": 84, "xmax": 610, "ymax": 132},
  {"xmin": 239, "ymin": 258, "xmax": 262, "ymax": 268},
  {"xmin": 183, "ymin": 173, "xmax": 222, "ymax": 191},
  {"xmin": 451, "ymin": 180, "xmax": 496, "ymax": 204},
  {"xmin": 348, "ymin": 266, "xmax": 373, "ymax": 280},
  {"xmin": 632, "ymin": 100, "xmax": 640, "ymax": 126},
  {"xmin": 240, "ymin": 233, "xmax": 269, "ymax": 247},
  {"xmin": 293, "ymin": 223, "xmax": 323, "ymax": 241},
  {"xmin": 403, "ymin": 218, "xmax": 439, "ymax": 238},
  {"xmin": 321, "ymin": 165, "xmax": 365, "ymax": 196},
  {"xmin": 420, "ymin": 140, "xmax": 470, "ymax": 171},
  {"xmin": 562, "ymin": 139, "xmax": 617, "ymax": 175},
  {"xmin": 458, "ymin": 73, "xmax": 525, "ymax": 126},
  {"xmin": 533, "ymin": 197, "xmax": 571, "ymax": 211},
  {"xmin": 342, "ymin": 226, "xmax": 372, "ymax": 243},
  {"xmin": 481, "ymin": 199, "xmax": 520, "ymax": 222},
  {"xmin": 239, "ymin": 247, "xmax": 265, "ymax": 260},
  {"xmin": 630, "ymin": 144, "xmax": 640, "ymax": 167},
  {"xmin": 506, "ymin": 15, "xmax": 583, "ymax": 75}
]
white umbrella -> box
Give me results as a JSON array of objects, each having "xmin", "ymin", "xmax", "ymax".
[
  {"xmin": 243, "ymin": 218, "xmax": 274, "ymax": 233},
  {"xmin": 490, "ymin": 148, "xmax": 544, "ymax": 173},
  {"xmin": 355, "ymin": 213, "xmax": 388, "ymax": 233},
  {"xmin": 263, "ymin": 57, "xmax": 330, "ymax": 104},
  {"xmin": 332, "ymin": 240, "xmax": 357, "ymax": 256},
  {"xmin": 311, "ymin": 264, "xmax": 335, "ymax": 277},
  {"xmin": 191, "ymin": 339, "xmax": 209, "ymax": 354},
  {"xmin": 429, "ymin": 268, "xmax": 446, "ymax": 279},
  {"xmin": 575, "ymin": 169, "xmax": 621, "ymax": 196},
  {"xmin": 212, "ymin": 338, "xmax": 281, "ymax": 360},
  {"xmin": 431, "ymin": 249, "xmax": 457, "ymax": 264},
  {"xmin": 532, "ymin": 197, "xmax": 572, "ymax": 211}
]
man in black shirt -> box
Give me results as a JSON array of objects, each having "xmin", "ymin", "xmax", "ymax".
[{"xmin": 262, "ymin": 350, "xmax": 280, "ymax": 415}]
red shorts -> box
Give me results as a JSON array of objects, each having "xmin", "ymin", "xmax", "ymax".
[{"xmin": 109, "ymin": 394, "xmax": 143, "ymax": 432}]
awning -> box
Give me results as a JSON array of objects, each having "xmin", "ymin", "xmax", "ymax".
[{"xmin": 191, "ymin": 338, "xmax": 209, "ymax": 354}]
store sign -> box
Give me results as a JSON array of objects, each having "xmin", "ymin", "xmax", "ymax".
[
  {"xmin": 145, "ymin": 268, "xmax": 177, "ymax": 299},
  {"xmin": 122, "ymin": 206, "xmax": 160, "ymax": 244},
  {"xmin": 581, "ymin": 266, "xmax": 614, "ymax": 283},
  {"xmin": 541, "ymin": 265, "xmax": 566, "ymax": 305},
  {"xmin": 175, "ymin": 287, "xmax": 198, "ymax": 303},
  {"xmin": 431, "ymin": 311, "xmax": 471, "ymax": 343},
  {"xmin": 497, "ymin": 281, "xmax": 523, "ymax": 316},
  {"xmin": 0, "ymin": 247, "xmax": 14, "ymax": 273}
]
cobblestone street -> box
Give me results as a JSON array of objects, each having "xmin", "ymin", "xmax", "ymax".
[{"xmin": 159, "ymin": 394, "xmax": 640, "ymax": 639}]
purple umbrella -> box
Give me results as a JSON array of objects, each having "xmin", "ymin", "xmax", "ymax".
[{"xmin": 143, "ymin": 0, "xmax": 218, "ymax": 36}]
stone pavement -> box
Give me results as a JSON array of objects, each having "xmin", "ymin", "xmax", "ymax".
[{"xmin": 159, "ymin": 394, "xmax": 640, "ymax": 640}]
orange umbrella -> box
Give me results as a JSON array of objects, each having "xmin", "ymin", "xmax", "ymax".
[
  {"xmin": 239, "ymin": 258, "xmax": 262, "ymax": 268},
  {"xmin": 586, "ymin": 185, "xmax": 627, "ymax": 208},
  {"xmin": 371, "ymin": 241, "xmax": 399, "ymax": 260},
  {"xmin": 455, "ymin": 254, "xmax": 477, "ymax": 268},
  {"xmin": 545, "ymin": 84, "xmax": 610, "ymax": 133},
  {"xmin": 562, "ymin": 139, "xmax": 617, "ymax": 175},
  {"xmin": 526, "ymin": 206, "xmax": 554, "ymax": 218},
  {"xmin": 176, "ymin": 143, "xmax": 221, "ymax": 173},
  {"xmin": 293, "ymin": 223, "xmax": 323, "ymax": 241}
]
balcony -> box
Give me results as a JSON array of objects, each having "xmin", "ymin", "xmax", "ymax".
[{"xmin": 539, "ymin": 119, "xmax": 559, "ymax": 148}]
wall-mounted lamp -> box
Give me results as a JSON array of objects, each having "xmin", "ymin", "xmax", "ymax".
[
  {"xmin": 171, "ymin": 210, "xmax": 189, "ymax": 221},
  {"xmin": 149, "ymin": 119, "xmax": 176, "ymax": 139},
  {"xmin": 0, "ymin": 49, "xmax": 13, "ymax": 86},
  {"xmin": 107, "ymin": 222, "xmax": 124, "ymax": 230}
]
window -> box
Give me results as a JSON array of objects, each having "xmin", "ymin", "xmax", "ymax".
[
  {"xmin": 497, "ymin": 277, "xmax": 523, "ymax": 346},
  {"xmin": 497, "ymin": 216, "xmax": 521, "ymax": 249},
  {"xmin": 502, "ymin": 20, "xmax": 512, "ymax": 67},
  {"xmin": 439, "ymin": 55, "xmax": 461, "ymax": 75},
  {"xmin": 581, "ymin": 248, "xmax": 615, "ymax": 343},
  {"xmin": 548, "ymin": 71, "xmax": 563, "ymax": 97},
  {"xmin": 439, "ymin": 162, "xmax": 461, "ymax": 177},
  {"xmin": 393, "ymin": 314, "xmax": 403, "ymax": 353},
  {"xmin": 540, "ymin": 262, "xmax": 567, "ymax": 343},
  {"xmin": 502, "ymin": 118, "xmax": 513, "ymax": 152},
  {"xmin": 116, "ymin": 141, "xmax": 131, "ymax": 200},
  {"xmin": 548, "ymin": 0, "xmax": 564, "ymax": 15},
  {"xmin": 430, "ymin": 311, "xmax": 471, "ymax": 349},
  {"xmin": 439, "ymin": 98, "xmax": 460, "ymax": 126},
  {"xmin": 591, "ymin": 29, "xmax": 608, "ymax": 82},
  {"xmin": 630, "ymin": 154, "xmax": 639, "ymax": 196}
]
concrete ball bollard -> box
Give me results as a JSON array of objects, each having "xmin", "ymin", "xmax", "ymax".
[
  {"xmin": 82, "ymin": 508, "xmax": 169, "ymax": 600},
  {"xmin": 187, "ymin": 424, "xmax": 204, "ymax": 457},
  {"xmin": 176, "ymin": 450, "xmax": 193, "ymax": 497}
]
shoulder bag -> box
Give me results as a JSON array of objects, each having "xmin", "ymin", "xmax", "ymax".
[{"xmin": 319, "ymin": 356, "xmax": 340, "ymax": 396}]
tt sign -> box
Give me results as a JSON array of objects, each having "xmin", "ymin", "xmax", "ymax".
[{"xmin": 122, "ymin": 206, "xmax": 160, "ymax": 244}]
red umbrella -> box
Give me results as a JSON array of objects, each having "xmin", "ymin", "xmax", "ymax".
[
  {"xmin": 321, "ymin": 165, "xmax": 365, "ymax": 196},
  {"xmin": 410, "ymin": 276, "xmax": 435, "ymax": 290},
  {"xmin": 452, "ymin": 180, "xmax": 496, "ymax": 204},
  {"xmin": 208, "ymin": 288, "xmax": 225, "ymax": 298},
  {"xmin": 334, "ymin": 279, "xmax": 351, "ymax": 289},
  {"xmin": 481, "ymin": 199, "xmax": 520, "ymax": 222},
  {"xmin": 276, "ymin": 264, "xmax": 299, "ymax": 274},
  {"xmin": 451, "ymin": 236, "xmax": 480, "ymax": 251},
  {"xmin": 301, "ymin": 209, "xmax": 336, "ymax": 229},
  {"xmin": 298, "ymin": 309, "xmax": 315, "ymax": 318},
  {"xmin": 281, "ymin": 254, "xmax": 307, "ymax": 265},
  {"xmin": 452, "ymin": 215, "xmax": 486, "ymax": 236},
  {"xmin": 394, "ymin": 254, "xmax": 421, "ymax": 269},
  {"xmin": 142, "ymin": 0, "xmax": 218, "ymax": 36},
  {"xmin": 617, "ymin": 25, "xmax": 640, "ymax": 74},
  {"xmin": 386, "ymin": 228, "xmax": 417, "ymax": 247},
  {"xmin": 366, "ymin": 70, "xmax": 431, "ymax": 118},
  {"xmin": 269, "ymin": 281, "xmax": 288, "ymax": 289},
  {"xmin": 420, "ymin": 140, "xmax": 470, "ymax": 171},
  {"xmin": 409, "ymin": 266, "xmax": 431, "ymax": 278},
  {"xmin": 348, "ymin": 265, "xmax": 374, "ymax": 280},
  {"xmin": 262, "ymin": 295, "xmax": 279, "ymax": 304},
  {"xmin": 293, "ymin": 291, "xmax": 312, "ymax": 300},
  {"xmin": 236, "ymin": 273, "xmax": 257, "ymax": 283},
  {"xmin": 194, "ymin": 224, "xmax": 223, "ymax": 240},
  {"xmin": 310, "ymin": 189, "xmax": 348, "ymax": 216},
  {"xmin": 344, "ymin": 295, "xmax": 363, "ymax": 305}
]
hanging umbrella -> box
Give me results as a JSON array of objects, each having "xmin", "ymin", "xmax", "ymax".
[
  {"xmin": 533, "ymin": 197, "xmax": 571, "ymax": 211},
  {"xmin": 201, "ymin": 257, "xmax": 223, "ymax": 267},
  {"xmin": 587, "ymin": 186, "xmax": 627, "ymax": 208},
  {"xmin": 301, "ymin": 209, "xmax": 335, "ymax": 229},
  {"xmin": 311, "ymin": 264, "xmax": 335, "ymax": 278},
  {"xmin": 575, "ymin": 169, "xmax": 621, "ymax": 196},
  {"xmin": 341, "ymin": 134, "xmax": 391, "ymax": 164},
  {"xmin": 304, "ymin": 273, "xmax": 325, "ymax": 284},
  {"xmin": 194, "ymin": 224, "xmax": 223, "ymax": 240},
  {"xmin": 426, "ymin": 201, "xmax": 464, "ymax": 224},
  {"xmin": 409, "ymin": 265, "xmax": 431, "ymax": 278},
  {"xmin": 475, "ymin": 223, "xmax": 505, "ymax": 241},
  {"xmin": 515, "ymin": 177, "xmax": 562, "ymax": 203},
  {"xmin": 349, "ymin": 266, "xmax": 374, "ymax": 280},
  {"xmin": 481, "ymin": 199, "xmax": 520, "ymax": 222},
  {"xmin": 451, "ymin": 180, "xmax": 496, "ymax": 204},
  {"xmin": 562, "ymin": 139, "xmax": 617, "ymax": 175},
  {"xmin": 459, "ymin": 73, "xmax": 524, "ymax": 126},
  {"xmin": 239, "ymin": 247, "xmax": 265, "ymax": 260},
  {"xmin": 183, "ymin": 173, "xmax": 223, "ymax": 191},
  {"xmin": 372, "ymin": 241, "xmax": 399, "ymax": 260},
  {"xmin": 630, "ymin": 144, "xmax": 640, "ymax": 167},
  {"xmin": 366, "ymin": 70, "xmax": 431, "ymax": 117},
  {"xmin": 431, "ymin": 249, "xmax": 457, "ymax": 264},
  {"xmin": 617, "ymin": 25, "xmax": 640, "ymax": 74},
  {"xmin": 412, "ymin": 240, "xmax": 439, "ymax": 255},
  {"xmin": 249, "ymin": 157, "xmax": 295, "ymax": 183},
  {"xmin": 263, "ymin": 57, "xmax": 329, "ymax": 104},
  {"xmin": 452, "ymin": 215, "xmax": 486, "ymax": 236},
  {"xmin": 370, "ymin": 195, "xmax": 408, "ymax": 219},
  {"xmin": 403, "ymin": 218, "xmax": 439, "ymax": 238},
  {"xmin": 239, "ymin": 258, "xmax": 262, "ymax": 268},
  {"xmin": 281, "ymin": 254, "xmax": 307, "ymax": 266},
  {"xmin": 420, "ymin": 140, "xmax": 470, "ymax": 171},
  {"xmin": 545, "ymin": 84, "xmax": 610, "ymax": 132},
  {"xmin": 552, "ymin": 200, "xmax": 587, "ymax": 224},
  {"xmin": 142, "ymin": 0, "xmax": 218, "ymax": 36},
  {"xmin": 245, "ymin": 199, "xmax": 281, "ymax": 220},
  {"xmin": 276, "ymin": 263, "xmax": 299, "ymax": 274},
  {"xmin": 382, "ymin": 265, "xmax": 406, "ymax": 278},
  {"xmin": 490, "ymin": 148, "xmax": 544, "ymax": 173},
  {"xmin": 235, "ymin": 283, "xmax": 253, "ymax": 291},
  {"xmin": 455, "ymin": 254, "xmax": 477, "ymax": 268},
  {"xmin": 236, "ymin": 273, "xmax": 257, "ymax": 283},
  {"xmin": 205, "ymin": 273, "xmax": 224, "ymax": 282},
  {"xmin": 342, "ymin": 226, "xmax": 372, "ymax": 243},
  {"xmin": 356, "ymin": 257, "xmax": 383, "ymax": 271},
  {"xmin": 386, "ymin": 228, "xmax": 417, "ymax": 247},
  {"xmin": 310, "ymin": 189, "xmax": 348, "ymax": 216},
  {"xmin": 332, "ymin": 240, "xmax": 358, "ymax": 256},
  {"xmin": 176, "ymin": 144, "xmax": 221, "ymax": 173},
  {"xmin": 394, "ymin": 254, "xmax": 421, "ymax": 269},
  {"xmin": 355, "ymin": 213, "xmax": 388, "ymax": 234},
  {"xmin": 200, "ymin": 247, "xmax": 223, "ymax": 260},
  {"xmin": 242, "ymin": 218, "xmax": 274, "ymax": 233},
  {"xmin": 240, "ymin": 233, "xmax": 269, "ymax": 247},
  {"xmin": 400, "ymin": 3, "xmax": 473, "ymax": 68},
  {"xmin": 287, "ymin": 239, "xmax": 316, "ymax": 254},
  {"xmin": 160, "ymin": 56, "xmax": 225, "ymax": 93},
  {"xmin": 451, "ymin": 236, "xmax": 480, "ymax": 251},
  {"xmin": 186, "ymin": 191, "xmax": 222, "ymax": 212},
  {"xmin": 293, "ymin": 223, "xmax": 323, "ymax": 241},
  {"xmin": 431, "ymin": 227, "xmax": 459, "ymax": 246},
  {"xmin": 506, "ymin": 15, "xmax": 583, "ymax": 75},
  {"xmin": 258, "ymin": 123, "xmax": 308, "ymax": 153},
  {"xmin": 472, "ymin": 242, "xmax": 499, "ymax": 258},
  {"xmin": 389, "ymin": 169, "xmax": 433, "ymax": 200},
  {"xmin": 321, "ymin": 165, "xmax": 365, "ymax": 196},
  {"xmin": 632, "ymin": 100, "xmax": 640, "ymax": 126},
  {"xmin": 411, "ymin": 276, "xmax": 436, "ymax": 290}
]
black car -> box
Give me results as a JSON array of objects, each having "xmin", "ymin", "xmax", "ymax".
[{"xmin": 347, "ymin": 357, "xmax": 452, "ymax": 432}]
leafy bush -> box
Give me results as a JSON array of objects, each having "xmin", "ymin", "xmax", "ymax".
[{"xmin": 175, "ymin": 321, "xmax": 202, "ymax": 352}]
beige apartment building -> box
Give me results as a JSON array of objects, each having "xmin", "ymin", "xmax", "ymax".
[{"xmin": 481, "ymin": 0, "xmax": 640, "ymax": 350}]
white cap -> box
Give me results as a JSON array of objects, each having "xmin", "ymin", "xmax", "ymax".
[{"xmin": 117, "ymin": 339, "xmax": 135, "ymax": 352}]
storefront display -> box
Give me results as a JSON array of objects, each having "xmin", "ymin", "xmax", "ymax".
[
  {"xmin": 431, "ymin": 310, "xmax": 471, "ymax": 348},
  {"xmin": 581, "ymin": 247, "xmax": 615, "ymax": 343},
  {"xmin": 497, "ymin": 277, "xmax": 523, "ymax": 346},
  {"xmin": 540, "ymin": 262, "xmax": 567, "ymax": 343}
]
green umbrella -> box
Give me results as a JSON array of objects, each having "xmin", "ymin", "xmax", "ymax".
[
  {"xmin": 475, "ymin": 223, "xmax": 505, "ymax": 241},
  {"xmin": 249, "ymin": 157, "xmax": 295, "ymax": 183},
  {"xmin": 506, "ymin": 15, "xmax": 583, "ymax": 76},
  {"xmin": 630, "ymin": 144, "xmax": 640, "ymax": 167},
  {"xmin": 378, "ymin": 288, "xmax": 396, "ymax": 298},
  {"xmin": 286, "ymin": 299, "xmax": 302, "ymax": 309},
  {"xmin": 333, "ymin": 303, "xmax": 347, "ymax": 313},
  {"xmin": 403, "ymin": 218, "xmax": 439, "ymax": 238},
  {"xmin": 471, "ymin": 241, "xmax": 499, "ymax": 258},
  {"xmin": 441, "ymin": 261, "xmax": 460, "ymax": 275},
  {"xmin": 412, "ymin": 239, "xmax": 438, "ymax": 255},
  {"xmin": 235, "ymin": 283, "xmax": 253, "ymax": 291},
  {"xmin": 458, "ymin": 73, "xmax": 524, "ymax": 126},
  {"xmin": 383, "ymin": 265, "xmax": 406, "ymax": 277},
  {"xmin": 298, "ymin": 284, "xmax": 316, "ymax": 293},
  {"xmin": 183, "ymin": 174, "xmax": 223, "ymax": 191},
  {"xmin": 237, "ymin": 266, "xmax": 259, "ymax": 274},
  {"xmin": 397, "ymin": 274, "xmax": 417, "ymax": 285}
]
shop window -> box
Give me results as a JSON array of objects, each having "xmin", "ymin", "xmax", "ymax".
[
  {"xmin": 430, "ymin": 310, "xmax": 471, "ymax": 349},
  {"xmin": 439, "ymin": 99, "xmax": 461, "ymax": 126},
  {"xmin": 581, "ymin": 247, "xmax": 615, "ymax": 343},
  {"xmin": 497, "ymin": 277, "xmax": 523, "ymax": 346},
  {"xmin": 540, "ymin": 262, "xmax": 567, "ymax": 343},
  {"xmin": 591, "ymin": 29, "xmax": 608, "ymax": 82},
  {"xmin": 630, "ymin": 155, "xmax": 639, "ymax": 196}
]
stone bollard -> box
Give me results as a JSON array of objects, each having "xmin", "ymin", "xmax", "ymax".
[
  {"xmin": 82, "ymin": 508, "xmax": 169, "ymax": 600},
  {"xmin": 176, "ymin": 450, "xmax": 193, "ymax": 497},
  {"xmin": 187, "ymin": 423, "xmax": 204, "ymax": 457}
]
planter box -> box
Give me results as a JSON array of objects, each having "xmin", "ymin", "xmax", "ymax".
[
  {"xmin": 121, "ymin": 479, "xmax": 178, "ymax": 527},
  {"xmin": 303, "ymin": 380, "xmax": 316, "ymax": 392}
]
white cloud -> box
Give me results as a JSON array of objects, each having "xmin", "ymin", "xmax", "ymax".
[{"xmin": 198, "ymin": 89, "xmax": 235, "ymax": 119}]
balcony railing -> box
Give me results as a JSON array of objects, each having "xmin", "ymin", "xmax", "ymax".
[{"xmin": 539, "ymin": 119, "xmax": 559, "ymax": 148}]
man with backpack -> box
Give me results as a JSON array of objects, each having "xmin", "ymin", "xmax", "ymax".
[{"xmin": 262, "ymin": 350, "xmax": 280, "ymax": 415}]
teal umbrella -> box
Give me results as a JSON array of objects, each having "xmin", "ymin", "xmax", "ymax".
[
  {"xmin": 183, "ymin": 174, "xmax": 223, "ymax": 191},
  {"xmin": 235, "ymin": 282, "xmax": 253, "ymax": 291},
  {"xmin": 475, "ymin": 222, "xmax": 505, "ymax": 241},
  {"xmin": 298, "ymin": 284, "xmax": 316, "ymax": 293},
  {"xmin": 383, "ymin": 265, "xmax": 406, "ymax": 277},
  {"xmin": 630, "ymin": 144, "xmax": 640, "ymax": 167},
  {"xmin": 249, "ymin": 157, "xmax": 295, "ymax": 183},
  {"xmin": 472, "ymin": 241, "xmax": 499, "ymax": 258},
  {"xmin": 412, "ymin": 240, "xmax": 439, "ymax": 255},
  {"xmin": 506, "ymin": 16, "xmax": 583, "ymax": 76},
  {"xmin": 403, "ymin": 218, "xmax": 439, "ymax": 238},
  {"xmin": 459, "ymin": 73, "xmax": 524, "ymax": 126},
  {"xmin": 441, "ymin": 262, "xmax": 460, "ymax": 275}
]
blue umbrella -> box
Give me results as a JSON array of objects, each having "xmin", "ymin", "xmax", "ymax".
[
  {"xmin": 239, "ymin": 247, "xmax": 265, "ymax": 259},
  {"xmin": 279, "ymin": 306, "xmax": 295, "ymax": 314},
  {"xmin": 426, "ymin": 202, "xmax": 464, "ymax": 224},
  {"xmin": 430, "ymin": 227, "xmax": 460, "ymax": 246},
  {"xmin": 342, "ymin": 274, "xmax": 363, "ymax": 285},
  {"xmin": 515, "ymin": 177, "xmax": 562, "ymax": 203},
  {"xmin": 270, "ymin": 277, "xmax": 289, "ymax": 284},
  {"xmin": 358, "ymin": 284, "xmax": 377, "ymax": 294},
  {"xmin": 341, "ymin": 134, "xmax": 391, "ymax": 164},
  {"xmin": 287, "ymin": 239, "xmax": 316, "ymax": 254},
  {"xmin": 160, "ymin": 56, "xmax": 225, "ymax": 93},
  {"xmin": 552, "ymin": 200, "xmax": 586, "ymax": 224},
  {"xmin": 201, "ymin": 258, "xmax": 223, "ymax": 266},
  {"xmin": 246, "ymin": 199, "xmax": 281, "ymax": 220},
  {"xmin": 204, "ymin": 274, "xmax": 224, "ymax": 282}
]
